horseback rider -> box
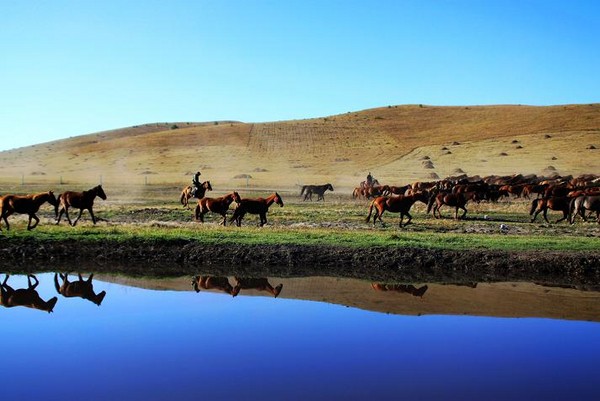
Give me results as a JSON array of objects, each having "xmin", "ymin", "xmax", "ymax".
[
  {"xmin": 366, "ymin": 172, "xmax": 374, "ymax": 187},
  {"xmin": 190, "ymin": 171, "xmax": 201, "ymax": 197}
]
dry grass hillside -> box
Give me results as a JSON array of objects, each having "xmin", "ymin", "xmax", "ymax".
[{"xmin": 0, "ymin": 104, "xmax": 598, "ymax": 191}]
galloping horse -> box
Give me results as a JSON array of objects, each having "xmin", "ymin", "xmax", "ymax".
[
  {"xmin": 365, "ymin": 191, "xmax": 430, "ymax": 227},
  {"xmin": 180, "ymin": 181, "xmax": 212, "ymax": 208},
  {"xmin": 195, "ymin": 192, "xmax": 240, "ymax": 225},
  {"xmin": 300, "ymin": 183, "xmax": 334, "ymax": 201},
  {"xmin": 427, "ymin": 191, "xmax": 479, "ymax": 220},
  {"xmin": 0, "ymin": 274, "xmax": 58, "ymax": 313},
  {"xmin": 56, "ymin": 185, "xmax": 107, "ymax": 226},
  {"xmin": 0, "ymin": 190, "xmax": 58, "ymax": 230},
  {"xmin": 54, "ymin": 273, "xmax": 106, "ymax": 306},
  {"xmin": 230, "ymin": 192, "xmax": 284, "ymax": 227},
  {"xmin": 529, "ymin": 196, "xmax": 570, "ymax": 223},
  {"xmin": 371, "ymin": 283, "xmax": 428, "ymax": 297},
  {"xmin": 569, "ymin": 195, "xmax": 600, "ymax": 224}
]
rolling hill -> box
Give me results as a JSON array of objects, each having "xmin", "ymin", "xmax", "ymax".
[{"xmin": 0, "ymin": 104, "xmax": 598, "ymax": 190}]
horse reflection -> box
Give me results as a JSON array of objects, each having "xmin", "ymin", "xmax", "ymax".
[
  {"xmin": 191, "ymin": 276, "xmax": 239, "ymax": 297},
  {"xmin": 54, "ymin": 273, "xmax": 106, "ymax": 306},
  {"xmin": 371, "ymin": 283, "xmax": 428, "ymax": 298},
  {"xmin": 0, "ymin": 274, "xmax": 58, "ymax": 313},
  {"xmin": 233, "ymin": 277, "xmax": 283, "ymax": 298}
]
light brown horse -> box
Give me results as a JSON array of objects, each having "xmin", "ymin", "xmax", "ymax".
[
  {"xmin": 233, "ymin": 277, "xmax": 283, "ymax": 298},
  {"xmin": 0, "ymin": 191, "xmax": 58, "ymax": 231},
  {"xmin": 529, "ymin": 197, "xmax": 570, "ymax": 223},
  {"xmin": 371, "ymin": 283, "xmax": 428, "ymax": 297},
  {"xmin": 191, "ymin": 276, "xmax": 239, "ymax": 296},
  {"xmin": 195, "ymin": 192, "xmax": 240, "ymax": 225},
  {"xmin": 180, "ymin": 181, "xmax": 212, "ymax": 208},
  {"xmin": 230, "ymin": 192, "xmax": 284, "ymax": 227},
  {"xmin": 365, "ymin": 191, "xmax": 430, "ymax": 227},
  {"xmin": 427, "ymin": 191, "xmax": 479, "ymax": 219},
  {"xmin": 54, "ymin": 273, "xmax": 106, "ymax": 306},
  {"xmin": 0, "ymin": 274, "xmax": 58, "ymax": 313},
  {"xmin": 569, "ymin": 195, "xmax": 600, "ymax": 224},
  {"xmin": 56, "ymin": 185, "xmax": 107, "ymax": 226}
]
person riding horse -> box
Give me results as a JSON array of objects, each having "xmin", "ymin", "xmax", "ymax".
[{"xmin": 190, "ymin": 171, "xmax": 201, "ymax": 197}]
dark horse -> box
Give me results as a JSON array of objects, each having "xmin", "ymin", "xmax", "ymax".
[
  {"xmin": 54, "ymin": 273, "xmax": 107, "ymax": 306},
  {"xmin": 365, "ymin": 191, "xmax": 430, "ymax": 227},
  {"xmin": 529, "ymin": 196, "xmax": 570, "ymax": 223},
  {"xmin": 230, "ymin": 192, "xmax": 284, "ymax": 227},
  {"xmin": 300, "ymin": 183, "xmax": 334, "ymax": 201},
  {"xmin": 195, "ymin": 192, "xmax": 240, "ymax": 225},
  {"xmin": 0, "ymin": 274, "xmax": 58, "ymax": 313},
  {"xmin": 56, "ymin": 185, "xmax": 107, "ymax": 226},
  {"xmin": 0, "ymin": 190, "xmax": 58, "ymax": 231},
  {"xmin": 427, "ymin": 191, "xmax": 479, "ymax": 220},
  {"xmin": 180, "ymin": 181, "xmax": 212, "ymax": 208}
]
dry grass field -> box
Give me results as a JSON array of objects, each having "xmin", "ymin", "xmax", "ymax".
[{"xmin": 0, "ymin": 104, "xmax": 598, "ymax": 192}]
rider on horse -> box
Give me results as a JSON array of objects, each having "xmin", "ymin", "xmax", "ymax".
[{"xmin": 190, "ymin": 171, "xmax": 201, "ymax": 197}]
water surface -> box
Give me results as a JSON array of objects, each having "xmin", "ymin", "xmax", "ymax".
[{"xmin": 1, "ymin": 273, "xmax": 598, "ymax": 401}]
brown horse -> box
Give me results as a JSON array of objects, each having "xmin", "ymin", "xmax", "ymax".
[
  {"xmin": 365, "ymin": 191, "xmax": 430, "ymax": 227},
  {"xmin": 54, "ymin": 273, "xmax": 106, "ymax": 306},
  {"xmin": 427, "ymin": 191, "xmax": 479, "ymax": 219},
  {"xmin": 56, "ymin": 185, "xmax": 107, "ymax": 226},
  {"xmin": 230, "ymin": 192, "xmax": 284, "ymax": 227},
  {"xmin": 569, "ymin": 195, "xmax": 600, "ymax": 224},
  {"xmin": 180, "ymin": 181, "xmax": 212, "ymax": 208},
  {"xmin": 0, "ymin": 190, "xmax": 58, "ymax": 231},
  {"xmin": 195, "ymin": 192, "xmax": 240, "ymax": 225},
  {"xmin": 191, "ymin": 276, "xmax": 239, "ymax": 296},
  {"xmin": 0, "ymin": 274, "xmax": 58, "ymax": 313},
  {"xmin": 529, "ymin": 197, "xmax": 570, "ymax": 223},
  {"xmin": 233, "ymin": 277, "xmax": 283, "ymax": 298}
]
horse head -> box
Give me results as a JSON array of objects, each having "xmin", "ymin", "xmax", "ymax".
[
  {"xmin": 274, "ymin": 193, "xmax": 284, "ymax": 207},
  {"xmin": 95, "ymin": 185, "xmax": 107, "ymax": 200},
  {"xmin": 233, "ymin": 191, "xmax": 242, "ymax": 204},
  {"xmin": 327, "ymin": 184, "xmax": 334, "ymax": 191},
  {"xmin": 203, "ymin": 181, "xmax": 213, "ymax": 191}
]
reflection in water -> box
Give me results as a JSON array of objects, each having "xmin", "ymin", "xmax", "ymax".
[
  {"xmin": 0, "ymin": 272, "xmax": 599, "ymax": 400},
  {"xmin": 371, "ymin": 282, "xmax": 429, "ymax": 297},
  {"xmin": 54, "ymin": 273, "xmax": 107, "ymax": 306},
  {"xmin": 191, "ymin": 276, "xmax": 284, "ymax": 298},
  {"xmin": 233, "ymin": 277, "xmax": 283, "ymax": 298},
  {"xmin": 191, "ymin": 275, "xmax": 238, "ymax": 296},
  {"xmin": 0, "ymin": 274, "xmax": 58, "ymax": 313}
]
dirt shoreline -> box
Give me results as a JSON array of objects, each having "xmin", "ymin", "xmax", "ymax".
[{"xmin": 0, "ymin": 237, "xmax": 599, "ymax": 287}]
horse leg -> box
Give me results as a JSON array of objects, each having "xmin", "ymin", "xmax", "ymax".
[
  {"xmin": 27, "ymin": 213, "xmax": 40, "ymax": 230},
  {"xmin": 1, "ymin": 212, "xmax": 9, "ymax": 231},
  {"xmin": 63, "ymin": 207, "xmax": 74, "ymax": 226},
  {"xmin": 259, "ymin": 213, "xmax": 267, "ymax": 227},
  {"xmin": 71, "ymin": 209, "xmax": 84, "ymax": 226},
  {"xmin": 459, "ymin": 206, "xmax": 467, "ymax": 219},
  {"xmin": 221, "ymin": 212, "xmax": 227, "ymax": 226},
  {"xmin": 542, "ymin": 208, "xmax": 550, "ymax": 224},
  {"xmin": 88, "ymin": 208, "xmax": 97, "ymax": 224},
  {"xmin": 403, "ymin": 211, "xmax": 412, "ymax": 227},
  {"xmin": 556, "ymin": 209, "xmax": 568, "ymax": 223}
]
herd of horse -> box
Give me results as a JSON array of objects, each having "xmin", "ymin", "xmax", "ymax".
[{"xmin": 1, "ymin": 173, "xmax": 599, "ymax": 232}]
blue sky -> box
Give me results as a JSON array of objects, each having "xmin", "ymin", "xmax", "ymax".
[{"xmin": 1, "ymin": 0, "xmax": 599, "ymax": 151}]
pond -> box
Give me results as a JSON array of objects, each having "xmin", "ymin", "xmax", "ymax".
[{"xmin": 1, "ymin": 272, "xmax": 599, "ymax": 401}]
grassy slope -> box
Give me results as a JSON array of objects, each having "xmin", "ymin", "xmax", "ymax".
[{"xmin": 0, "ymin": 104, "xmax": 598, "ymax": 190}]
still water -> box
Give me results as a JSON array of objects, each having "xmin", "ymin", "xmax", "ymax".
[{"xmin": 1, "ymin": 273, "xmax": 599, "ymax": 401}]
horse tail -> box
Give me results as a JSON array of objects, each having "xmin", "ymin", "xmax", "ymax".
[
  {"xmin": 365, "ymin": 200, "xmax": 375, "ymax": 223},
  {"xmin": 180, "ymin": 190, "xmax": 186, "ymax": 205},
  {"xmin": 568, "ymin": 196, "xmax": 578, "ymax": 224},
  {"xmin": 53, "ymin": 273, "xmax": 61, "ymax": 294},
  {"xmin": 300, "ymin": 185, "xmax": 307, "ymax": 196},
  {"xmin": 529, "ymin": 199, "xmax": 539, "ymax": 216},
  {"xmin": 54, "ymin": 194, "xmax": 62, "ymax": 219}
]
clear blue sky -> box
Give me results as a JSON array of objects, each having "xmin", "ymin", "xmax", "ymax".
[{"xmin": 1, "ymin": 0, "xmax": 599, "ymax": 151}]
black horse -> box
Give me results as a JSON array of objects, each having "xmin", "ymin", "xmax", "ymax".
[{"xmin": 300, "ymin": 183, "xmax": 334, "ymax": 201}]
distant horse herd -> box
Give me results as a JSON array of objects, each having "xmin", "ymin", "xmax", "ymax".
[{"xmin": 0, "ymin": 172, "xmax": 599, "ymax": 232}]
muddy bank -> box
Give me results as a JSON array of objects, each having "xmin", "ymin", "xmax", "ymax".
[{"xmin": 0, "ymin": 237, "xmax": 598, "ymax": 286}]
